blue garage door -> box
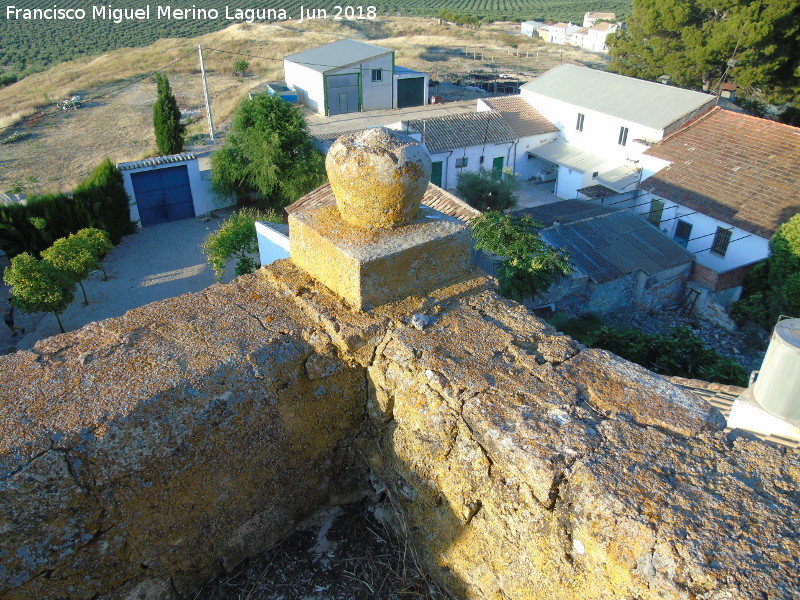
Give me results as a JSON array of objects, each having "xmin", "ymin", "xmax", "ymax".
[{"xmin": 131, "ymin": 165, "xmax": 194, "ymax": 227}]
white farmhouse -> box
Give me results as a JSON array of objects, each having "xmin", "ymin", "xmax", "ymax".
[
  {"xmin": 636, "ymin": 107, "xmax": 800, "ymax": 308},
  {"xmin": 520, "ymin": 20, "xmax": 547, "ymax": 37},
  {"xmin": 284, "ymin": 39, "xmax": 428, "ymax": 116},
  {"xmin": 540, "ymin": 22, "xmax": 582, "ymax": 45},
  {"xmin": 395, "ymin": 112, "xmax": 518, "ymax": 190},
  {"xmin": 583, "ymin": 12, "xmax": 616, "ymax": 27},
  {"xmin": 584, "ymin": 21, "xmax": 619, "ymax": 52},
  {"xmin": 476, "ymin": 96, "xmax": 559, "ymax": 180},
  {"xmin": 519, "ymin": 64, "xmax": 716, "ymax": 199}
]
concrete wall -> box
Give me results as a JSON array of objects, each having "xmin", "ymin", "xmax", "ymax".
[
  {"xmin": 284, "ymin": 61, "xmax": 326, "ymax": 113},
  {"xmin": 255, "ymin": 222, "xmax": 290, "ymax": 266},
  {"xmin": 430, "ymin": 143, "xmax": 514, "ymax": 190},
  {"xmin": 1, "ymin": 261, "xmax": 798, "ymax": 600}
]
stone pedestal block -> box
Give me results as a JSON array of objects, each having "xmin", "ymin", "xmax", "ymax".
[{"xmin": 289, "ymin": 204, "xmax": 471, "ymax": 310}]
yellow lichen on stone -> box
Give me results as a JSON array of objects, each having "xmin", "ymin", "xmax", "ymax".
[{"xmin": 326, "ymin": 128, "xmax": 432, "ymax": 229}]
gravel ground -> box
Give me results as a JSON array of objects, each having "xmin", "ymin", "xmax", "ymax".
[{"xmin": 1, "ymin": 208, "xmax": 237, "ymax": 354}]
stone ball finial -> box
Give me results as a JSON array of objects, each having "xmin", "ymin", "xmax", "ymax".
[{"xmin": 326, "ymin": 128, "xmax": 432, "ymax": 229}]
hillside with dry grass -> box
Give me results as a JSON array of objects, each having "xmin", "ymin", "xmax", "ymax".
[{"xmin": 0, "ymin": 17, "xmax": 608, "ymax": 194}]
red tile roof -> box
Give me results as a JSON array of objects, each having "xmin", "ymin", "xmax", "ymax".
[
  {"xmin": 644, "ymin": 108, "xmax": 800, "ymax": 238},
  {"xmin": 287, "ymin": 182, "xmax": 481, "ymax": 223},
  {"xmin": 480, "ymin": 96, "xmax": 559, "ymax": 138}
]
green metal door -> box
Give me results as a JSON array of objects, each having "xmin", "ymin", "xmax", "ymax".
[
  {"xmin": 492, "ymin": 157, "xmax": 504, "ymax": 179},
  {"xmin": 397, "ymin": 77, "xmax": 425, "ymax": 108},
  {"xmin": 431, "ymin": 161, "xmax": 443, "ymax": 187}
]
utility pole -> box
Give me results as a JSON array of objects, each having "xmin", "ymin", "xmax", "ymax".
[{"xmin": 198, "ymin": 44, "xmax": 215, "ymax": 142}]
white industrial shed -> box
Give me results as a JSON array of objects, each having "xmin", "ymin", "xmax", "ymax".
[{"xmin": 284, "ymin": 39, "xmax": 428, "ymax": 116}]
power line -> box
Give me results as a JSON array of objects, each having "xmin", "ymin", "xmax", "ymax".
[
  {"xmin": 204, "ymin": 46, "xmax": 396, "ymax": 74},
  {"xmin": 0, "ymin": 48, "xmax": 196, "ymax": 132}
]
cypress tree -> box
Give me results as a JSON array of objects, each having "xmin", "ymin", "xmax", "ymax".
[{"xmin": 152, "ymin": 73, "xmax": 185, "ymax": 156}]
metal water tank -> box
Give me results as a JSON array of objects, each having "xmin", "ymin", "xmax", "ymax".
[{"xmin": 752, "ymin": 318, "xmax": 800, "ymax": 425}]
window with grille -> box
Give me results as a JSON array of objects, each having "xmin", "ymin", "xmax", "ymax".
[
  {"xmin": 647, "ymin": 199, "xmax": 664, "ymax": 226},
  {"xmin": 455, "ymin": 157, "xmax": 468, "ymax": 168},
  {"xmin": 371, "ymin": 69, "xmax": 382, "ymax": 82},
  {"xmin": 618, "ymin": 126, "xmax": 629, "ymax": 146},
  {"xmin": 711, "ymin": 227, "xmax": 732, "ymax": 256},
  {"xmin": 673, "ymin": 220, "xmax": 692, "ymax": 247},
  {"xmin": 576, "ymin": 113, "xmax": 585, "ymax": 131}
]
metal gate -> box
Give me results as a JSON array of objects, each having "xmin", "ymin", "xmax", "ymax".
[
  {"xmin": 326, "ymin": 73, "xmax": 360, "ymax": 115},
  {"xmin": 397, "ymin": 77, "xmax": 424, "ymax": 108},
  {"xmin": 131, "ymin": 165, "xmax": 195, "ymax": 227}
]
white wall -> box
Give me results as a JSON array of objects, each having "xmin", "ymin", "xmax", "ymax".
[
  {"xmin": 256, "ymin": 222, "xmax": 290, "ymax": 265},
  {"xmin": 519, "ymin": 90, "xmax": 665, "ymax": 158},
  {"xmin": 334, "ymin": 54, "xmax": 393, "ymax": 111},
  {"xmin": 513, "ymin": 134, "xmax": 560, "ymax": 179},
  {"xmin": 284, "ymin": 61, "xmax": 325, "ymax": 113},
  {"xmin": 555, "ymin": 166, "xmax": 585, "ymax": 199},
  {"xmin": 430, "ymin": 142, "xmax": 515, "ymax": 190},
  {"xmin": 639, "ymin": 193, "xmax": 770, "ymax": 271}
]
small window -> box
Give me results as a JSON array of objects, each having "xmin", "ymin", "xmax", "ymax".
[
  {"xmin": 592, "ymin": 171, "xmax": 598, "ymax": 178},
  {"xmin": 576, "ymin": 113, "xmax": 585, "ymax": 131},
  {"xmin": 371, "ymin": 69, "xmax": 382, "ymax": 82},
  {"xmin": 711, "ymin": 227, "xmax": 732, "ymax": 256},
  {"xmin": 618, "ymin": 126, "xmax": 629, "ymax": 146},
  {"xmin": 455, "ymin": 157, "xmax": 468, "ymax": 169},
  {"xmin": 647, "ymin": 199, "xmax": 664, "ymax": 226},
  {"xmin": 674, "ymin": 220, "xmax": 692, "ymax": 247}
]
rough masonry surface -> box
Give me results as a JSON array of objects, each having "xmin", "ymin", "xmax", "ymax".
[{"xmin": 1, "ymin": 260, "xmax": 798, "ymax": 599}]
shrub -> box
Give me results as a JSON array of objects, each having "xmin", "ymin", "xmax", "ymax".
[
  {"xmin": 456, "ymin": 168, "xmax": 518, "ymax": 212},
  {"xmin": 732, "ymin": 213, "xmax": 800, "ymax": 328},
  {"xmin": 471, "ymin": 211, "xmax": 572, "ymax": 301},
  {"xmin": 0, "ymin": 161, "xmax": 133, "ymax": 259},
  {"xmin": 202, "ymin": 208, "xmax": 282, "ymax": 281},
  {"xmin": 580, "ymin": 325, "xmax": 747, "ymax": 386},
  {"xmin": 73, "ymin": 159, "xmax": 135, "ymax": 244}
]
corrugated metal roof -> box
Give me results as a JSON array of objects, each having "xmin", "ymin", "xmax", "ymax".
[
  {"xmin": 284, "ymin": 39, "xmax": 391, "ymax": 73},
  {"xmin": 521, "ymin": 64, "xmax": 716, "ymax": 131},
  {"xmin": 530, "ymin": 140, "xmax": 606, "ymax": 172},
  {"xmin": 405, "ymin": 111, "xmax": 516, "ymax": 154},
  {"xmin": 287, "ymin": 182, "xmax": 480, "ymax": 223},
  {"xmin": 117, "ymin": 153, "xmax": 197, "ymax": 171},
  {"xmin": 516, "ymin": 200, "xmax": 693, "ymax": 283}
]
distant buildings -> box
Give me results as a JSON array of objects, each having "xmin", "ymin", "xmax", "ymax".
[{"xmin": 521, "ymin": 12, "xmax": 621, "ymax": 54}]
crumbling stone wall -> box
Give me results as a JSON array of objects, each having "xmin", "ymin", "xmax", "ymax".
[
  {"xmin": 1, "ymin": 260, "xmax": 798, "ymax": 600},
  {"xmin": 0, "ymin": 273, "xmax": 366, "ymax": 599}
]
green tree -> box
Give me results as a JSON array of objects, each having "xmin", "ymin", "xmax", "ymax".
[
  {"xmin": 732, "ymin": 213, "xmax": 800, "ymax": 328},
  {"xmin": 41, "ymin": 233, "xmax": 103, "ymax": 305},
  {"xmin": 201, "ymin": 207, "xmax": 281, "ymax": 281},
  {"xmin": 4, "ymin": 252, "xmax": 75, "ymax": 333},
  {"xmin": 74, "ymin": 228, "xmax": 113, "ymax": 280},
  {"xmin": 211, "ymin": 93, "xmax": 326, "ymax": 209},
  {"xmin": 608, "ymin": 0, "xmax": 800, "ymax": 106},
  {"xmin": 152, "ymin": 73, "xmax": 185, "ymax": 156},
  {"xmin": 456, "ymin": 168, "xmax": 518, "ymax": 212},
  {"xmin": 233, "ymin": 59, "xmax": 249, "ymax": 76},
  {"xmin": 471, "ymin": 212, "xmax": 572, "ymax": 301}
]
